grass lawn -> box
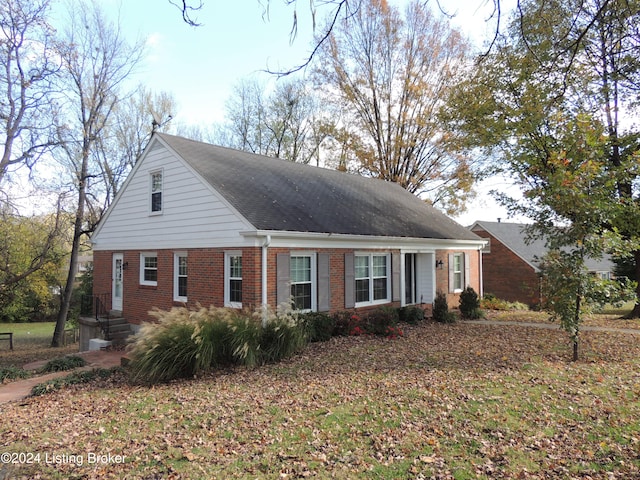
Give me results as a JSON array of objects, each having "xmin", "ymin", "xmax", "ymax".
[
  {"xmin": 1, "ymin": 312, "xmax": 640, "ymax": 479},
  {"xmin": 0, "ymin": 322, "xmax": 78, "ymax": 370}
]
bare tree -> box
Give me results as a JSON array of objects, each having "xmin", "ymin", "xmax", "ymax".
[
  {"xmin": 51, "ymin": 0, "xmax": 144, "ymax": 347},
  {"xmin": 93, "ymin": 86, "xmax": 175, "ymax": 209},
  {"xmin": 220, "ymin": 77, "xmax": 327, "ymax": 164},
  {"xmin": 0, "ymin": 0, "xmax": 60, "ymax": 184},
  {"xmin": 313, "ymin": 0, "xmax": 477, "ymax": 213}
]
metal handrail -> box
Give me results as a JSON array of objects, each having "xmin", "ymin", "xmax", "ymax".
[{"xmin": 81, "ymin": 294, "xmax": 112, "ymax": 340}]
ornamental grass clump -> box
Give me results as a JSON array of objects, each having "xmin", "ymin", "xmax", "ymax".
[
  {"xmin": 128, "ymin": 307, "xmax": 203, "ymax": 384},
  {"xmin": 257, "ymin": 303, "xmax": 307, "ymax": 365},
  {"xmin": 127, "ymin": 304, "xmax": 309, "ymax": 384}
]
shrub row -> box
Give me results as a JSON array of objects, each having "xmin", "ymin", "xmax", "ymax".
[
  {"xmin": 433, "ymin": 287, "xmax": 486, "ymax": 323},
  {"xmin": 302, "ymin": 305, "xmax": 426, "ymax": 342},
  {"xmin": 30, "ymin": 368, "xmax": 118, "ymax": 397},
  {"xmin": 128, "ymin": 304, "xmax": 430, "ymax": 384},
  {"xmin": 481, "ymin": 293, "xmax": 530, "ymax": 311}
]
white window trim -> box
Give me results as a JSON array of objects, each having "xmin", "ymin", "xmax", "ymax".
[
  {"xmin": 290, "ymin": 252, "xmax": 317, "ymax": 313},
  {"xmin": 355, "ymin": 252, "xmax": 391, "ymax": 307},
  {"xmin": 453, "ymin": 253, "xmax": 464, "ymax": 293},
  {"xmin": 224, "ymin": 251, "xmax": 243, "ymax": 308},
  {"xmin": 149, "ymin": 169, "xmax": 163, "ymax": 215},
  {"xmin": 173, "ymin": 252, "xmax": 188, "ymax": 302},
  {"xmin": 140, "ymin": 252, "xmax": 158, "ymax": 286}
]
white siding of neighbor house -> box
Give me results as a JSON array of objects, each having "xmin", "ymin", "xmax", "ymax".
[{"xmin": 92, "ymin": 143, "xmax": 254, "ymax": 251}]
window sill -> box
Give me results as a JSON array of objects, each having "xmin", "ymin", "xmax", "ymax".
[{"xmin": 355, "ymin": 299, "xmax": 391, "ymax": 308}]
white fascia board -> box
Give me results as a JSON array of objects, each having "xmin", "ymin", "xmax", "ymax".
[{"xmin": 241, "ymin": 230, "xmax": 487, "ymax": 251}]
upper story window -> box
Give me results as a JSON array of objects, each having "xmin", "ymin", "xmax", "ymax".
[{"xmin": 150, "ymin": 170, "xmax": 163, "ymax": 213}]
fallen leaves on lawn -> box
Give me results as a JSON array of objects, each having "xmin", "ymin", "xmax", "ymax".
[{"xmin": 1, "ymin": 319, "xmax": 640, "ymax": 479}]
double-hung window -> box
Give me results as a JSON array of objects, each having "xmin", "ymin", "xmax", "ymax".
[
  {"xmin": 140, "ymin": 253, "xmax": 158, "ymax": 286},
  {"xmin": 150, "ymin": 170, "xmax": 163, "ymax": 213},
  {"xmin": 225, "ymin": 252, "xmax": 242, "ymax": 308},
  {"xmin": 452, "ymin": 253, "xmax": 463, "ymax": 292},
  {"xmin": 355, "ymin": 253, "xmax": 390, "ymax": 306},
  {"xmin": 174, "ymin": 253, "xmax": 188, "ymax": 302},
  {"xmin": 290, "ymin": 255, "xmax": 313, "ymax": 311}
]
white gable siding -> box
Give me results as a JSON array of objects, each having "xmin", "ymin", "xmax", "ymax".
[{"xmin": 92, "ymin": 144, "xmax": 254, "ymax": 251}]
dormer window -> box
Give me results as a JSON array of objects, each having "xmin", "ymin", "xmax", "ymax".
[{"xmin": 150, "ymin": 170, "xmax": 163, "ymax": 213}]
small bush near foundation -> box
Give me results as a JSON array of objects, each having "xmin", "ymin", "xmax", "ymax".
[
  {"xmin": 459, "ymin": 287, "xmax": 484, "ymax": 319},
  {"xmin": 399, "ymin": 306, "xmax": 425, "ymax": 324},
  {"xmin": 301, "ymin": 312, "xmax": 336, "ymax": 342},
  {"xmin": 433, "ymin": 291, "xmax": 456, "ymax": 323},
  {"xmin": 332, "ymin": 311, "xmax": 358, "ymax": 336},
  {"xmin": 365, "ymin": 306, "xmax": 399, "ymax": 336}
]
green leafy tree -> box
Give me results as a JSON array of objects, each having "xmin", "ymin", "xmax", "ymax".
[
  {"xmin": 443, "ymin": 0, "xmax": 640, "ymax": 339},
  {"xmin": 0, "ymin": 210, "xmax": 67, "ymax": 322}
]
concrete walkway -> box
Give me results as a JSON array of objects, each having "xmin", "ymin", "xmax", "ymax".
[{"xmin": 0, "ymin": 350, "xmax": 125, "ymax": 405}]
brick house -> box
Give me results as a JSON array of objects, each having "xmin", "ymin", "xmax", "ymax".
[
  {"xmin": 90, "ymin": 133, "xmax": 486, "ymax": 332},
  {"xmin": 470, "ymin": 221, "xmax": 615, "ymax": 307}
]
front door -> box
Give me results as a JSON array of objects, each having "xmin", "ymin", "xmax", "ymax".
[
  {"xmin": 112, "ymin": 253, "xmax": 123, "ymax": 312},
  {"xmin": 403, "ymin": 253, "xmax": 434, "ymax": 306},
  {"xmin": 404, "ymin": 253, "xmax": 417, "ymax": 305}
]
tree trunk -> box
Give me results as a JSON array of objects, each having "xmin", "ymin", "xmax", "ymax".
[
  {"xmin": 52, "ymin": 156, "xmax": 88, "ymax": 347},
  {"xmin": 624, "ymin": 249, "xmax": 640, "ymax": 319},
  {"xmin": 572, "ymin": 293, "xmax": 581, "ymax": 362}
]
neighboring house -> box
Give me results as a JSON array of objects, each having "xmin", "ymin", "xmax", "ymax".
[
  {"xmin": 470, "ymin": 220, "xmax": 615, "ymax": 307},
  {"xmin": 90, "ymin": 133, "xmax": 486, "ymax": 331}
]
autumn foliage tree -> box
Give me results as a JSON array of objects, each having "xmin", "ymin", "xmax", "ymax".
[{"xmin": 312, "ymin": 0, "xmax": 477, "ymax": 214}]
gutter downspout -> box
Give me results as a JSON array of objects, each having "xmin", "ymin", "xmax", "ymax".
[
  {"xmin": 261, "ymin": 234, "xmax": 271, "ymax": 326},
  {"xmin": 479, "ymin": 246, "xmax": 484, "ymax": 298}
]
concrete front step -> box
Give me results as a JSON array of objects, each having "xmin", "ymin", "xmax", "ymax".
[{"xmin": 98, "ymin": 317, "xmax": 132, "ymax": 343}]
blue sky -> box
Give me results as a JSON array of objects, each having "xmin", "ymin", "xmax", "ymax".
[{"xmin": 90, "ymin": 0, "xmax": 520, "ymax": 224}]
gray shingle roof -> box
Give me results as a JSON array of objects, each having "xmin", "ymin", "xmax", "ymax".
[
  {"xmin": 471, "ymin": 221, "xmax": 614, "ymax": 272},
  {"xmin": 157, "ymin": 133, "xmax": 480, "ymax": 241}
]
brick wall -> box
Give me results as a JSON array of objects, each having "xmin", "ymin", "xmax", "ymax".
[
  {"xmin": 473, "ymin": 229, "xmax": 540, "ymax": 306},
  {"xmin": 93, "ymin": 246, "xmax": 483, "ymax": 323},
  {"xmin": 435, "ymin": 249, "xmax": 483, "ymax": 308}
]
